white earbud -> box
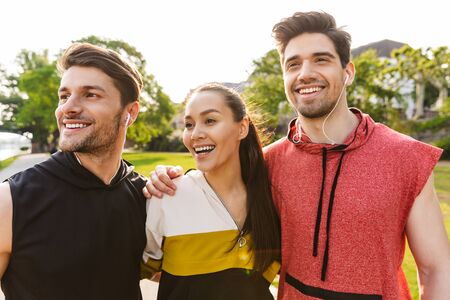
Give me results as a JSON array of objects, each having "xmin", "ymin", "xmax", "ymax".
[
  {"xmin": 343, "ymin": 74, "xmax": 349, "ymax": 85},
  {"xmin": 125, "ymin": 113, "xmax": 131, "ymax": 126}
]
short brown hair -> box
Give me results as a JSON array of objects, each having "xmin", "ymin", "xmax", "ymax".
[
  {"xmin": 58, "ymin": 43, "xmax": 143, "ymax": 106},
  {"xmin": 272, "ymin": 11, "xmax": 352, "ymax": 68}
]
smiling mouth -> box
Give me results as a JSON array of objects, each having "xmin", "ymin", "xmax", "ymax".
[
  {"xmin": 194, "ymin": 145, "xmax": 215, "ymax": 154},
  {"xmin": 296, "ymin": 86, "xmax": 324, "ymax": 95},
  {"xmin": 65, "ymin": 123, "xmax": 89, "ymax": 129}
]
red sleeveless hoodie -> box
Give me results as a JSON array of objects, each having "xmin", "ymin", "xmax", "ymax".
[{"xmin": 265, "ymin": 109, "xmax": 442, "ymax": 299}]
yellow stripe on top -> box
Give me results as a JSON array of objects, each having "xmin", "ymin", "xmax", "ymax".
[
  {"xmin": 143, "ymin": 229, "xmax": 279, "ymax": 282},
  {"xmin": 142, "ymin": 170, "xmax": 280, "ymax": 282}
]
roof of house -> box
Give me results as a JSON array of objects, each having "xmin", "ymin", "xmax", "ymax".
[{"xmin": 351, "ymin": 39, "xmax": 407, "ymax": 58}]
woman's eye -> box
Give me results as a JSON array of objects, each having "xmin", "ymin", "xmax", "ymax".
[
  {"xmin": 185, "ymin": 122, "xmax": 193, "ymax": 129},
  {"xmin": 205, "ymin": 118, "xmax": 216, "ymax": 125}
]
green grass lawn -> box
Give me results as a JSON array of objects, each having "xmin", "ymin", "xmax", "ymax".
[
  {"xmin": 125, "ymin": 152, "xmax": 450, "ymax": 297},
  {"xmin": 0, "ymin": 156, "xmax": 17, "ymax": 170},
  {"xmin": 123, "ymin": 151, "xmax": 195, "ymax": 176}
]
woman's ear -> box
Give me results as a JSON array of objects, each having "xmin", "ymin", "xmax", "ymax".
[{"xmin": 239, "ymin": 116, "xmax": 250, "ymax": 140}]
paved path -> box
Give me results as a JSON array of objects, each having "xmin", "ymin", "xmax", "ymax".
[{"xmin": 0, "ymin": 153, "xmax": 50, "ymax": 182}]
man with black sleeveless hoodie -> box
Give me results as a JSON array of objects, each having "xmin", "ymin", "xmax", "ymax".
[{"xmin": 0, "ymin": 43, "xmax": 147, "ymax": 300}]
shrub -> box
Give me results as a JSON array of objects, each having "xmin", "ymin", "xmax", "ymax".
[{"xmin": 433, "ymin": 137, "xmax": 450, "ymax": 160}]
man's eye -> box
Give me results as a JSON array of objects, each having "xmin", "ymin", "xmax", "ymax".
[
  {"xmin": 316, "ymin": 57, "xmax": 329, "ymax": 63},
  {"xmin": 287, "ymin": 63, "xmax": 299, "ymax": 70},
  {"xmin": 59, "ymin": 94, "xmax": 69, "ymax": 102},
  {"xmin": 86, "ymin": 93, "xmax": 98, "ymax": 98}
]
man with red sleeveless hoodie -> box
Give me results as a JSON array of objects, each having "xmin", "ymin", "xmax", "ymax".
[
  {"xmin": 263, "ymin": 11, "xmax": 450, "ymax": 299},
  {"xmin": 145, "ymin": 11, "xmax": 450, "ymax": 299}
]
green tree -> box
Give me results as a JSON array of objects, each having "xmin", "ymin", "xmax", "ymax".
[
  {"xmin": 0, "ymin": 51, "xmax": 60, "ymax": 151},
  {"xmin": 1, "ymin": 66, "xmax": 20, "ymax": 131},
  {"xmin": 426, "ymin": 46, "xmax": 450, "ymax": 111},
  {"xmin": 75, "ymin": 36, "xmax": 176, "ymax": 146},
  {"xmin": 391, "ymin": 45, "xmax": 431, "ymax": 119},
  {"xmin": 16, "ymin": 56, "xmax": 60, "ymax": 150},
  {"xmin": 243, "ymin": 49, "xmax": 287, "ymax": 129},
  {"xmin": 349, "ymin": 49, "xmax": 403, "ymax": 129}
]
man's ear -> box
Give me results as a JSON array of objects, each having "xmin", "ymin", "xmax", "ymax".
[
  {"xmin": 125, "ymin": 101, "xmax": 140, "ymax": 126},
  {"xmin": 344, "ymin": 62, "xmax": 355, "ymax": 86}
]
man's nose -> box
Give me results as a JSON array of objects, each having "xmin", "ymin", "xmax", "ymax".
[
  {"xmin": 60, "ymin": 94, "xmax": 82, "ymax": 115},
  {"xmin": 296, "ymin": 61, "xmax": 315, "ymax": 82}
]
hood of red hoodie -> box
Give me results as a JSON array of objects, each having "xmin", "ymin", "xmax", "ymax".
[{"xmin": 286, "ymin": 108, "xmax": 375, "ymax": 154}]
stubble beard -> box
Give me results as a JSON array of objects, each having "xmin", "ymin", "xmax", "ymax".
[
  {"xmin": 58, "ymin": 112, "xmax": 122, "ymax": 154},
  {"xmin": 294, "ymin": 92, "xmax": 338, "ymax": 119}
]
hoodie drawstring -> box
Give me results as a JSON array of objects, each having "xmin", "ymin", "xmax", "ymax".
[
  {"xmin": 312, "ymin": 149, "xmax": 346, "ymax": 281},
  {"xmin": 313, "ymin": 148, "xmax": 327, "ymax": 257}
]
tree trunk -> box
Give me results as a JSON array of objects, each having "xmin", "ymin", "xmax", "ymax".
[
  {"xmin": 434, "ymin": 87, "xmax": 448, "ymax": 110},
  {"xmin": 414, "ymin": 78, "xmax": 425, "ymax": 119}
]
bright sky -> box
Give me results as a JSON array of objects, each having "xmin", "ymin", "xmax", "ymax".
[{"xmin": 1, "ymin": 0, "xmax": 449, "ymax": 102}]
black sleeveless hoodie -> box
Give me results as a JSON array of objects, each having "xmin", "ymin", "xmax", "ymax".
[{"xmin": 1, "ymin": 151, "xmax": 146, "ymax": 300}]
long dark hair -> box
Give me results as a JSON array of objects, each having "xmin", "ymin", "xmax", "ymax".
[{"xmin": 187, "ymin": 83, "xmax": 281, "ymax": 273}]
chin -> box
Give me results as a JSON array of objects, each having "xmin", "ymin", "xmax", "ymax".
[{"xmin": 195, "ymin": 162, "xmax": 214, "ymax": 173}]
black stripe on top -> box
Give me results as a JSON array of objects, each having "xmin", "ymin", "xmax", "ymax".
[{"xmin": 285, "ymin": 273, "xmax": 382, "ymax": 300}]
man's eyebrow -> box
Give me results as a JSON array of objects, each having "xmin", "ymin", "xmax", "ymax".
[
  {"xmin": 81, "ymin": 85, "xmax": 107, "ymax": 92},
  {"xmin": 284, "ymin": 55, "xmax": 300, "ymax": 66},
  {"xmin": 284, "ymin": 52, "xmax": 337, "ymax": 66},
  {"xmin": 58, "ymin": 85, "xmax": 107, "ymax": 93},
  {"xmin": 312, "ymin": 51, "xmax": 336, "ymax": 59}
]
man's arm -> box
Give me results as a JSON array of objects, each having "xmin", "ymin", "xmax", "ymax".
[
  {"xmin": 406, "ymin": 173, "xmax": 450, "ymax": 299},
  {"xmin": 0, "ymin": 182, "xmax": 13, "ymax": 279}
]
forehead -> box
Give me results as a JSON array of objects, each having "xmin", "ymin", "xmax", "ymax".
[
  {"xmin": 185, "ymin": 90, "xmax": 227, "ymax": 113},
  {"xmin": 283, "ymin": 32, "xmax": 338, "ymax": 61},
  {"xmin": 59, "ymin": 66, "xmax": 116, "ymax": 90}
]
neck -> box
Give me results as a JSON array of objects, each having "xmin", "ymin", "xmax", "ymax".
[
  {"xmin": 204, "ymin": 156, "xmax": 246, "ymax": 200},
  {"xmin": 299, "ymin": 103, "xmax": 358, "ymax": 144},
  {"xmin": 74, "ymin": 148, "xmax": 122, "ymax": 185}
]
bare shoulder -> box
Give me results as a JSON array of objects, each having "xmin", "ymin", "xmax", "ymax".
[
  {"xmin": 0, "ymin": 182, "xmax": 12, "ymax": 216},
  {"xmin": 0, "ymin": 181, "xmax": 12, "ymax": 227},
  {"xmin": 0, "ymin": 182, "xmax": 12, "ymax": 248},
  {"xmin": 0, "ymin": 182, "xmax": 13, "ymax": 240},
  {"xmin": 0, "ymin": 181, "xmax": 12, "ymax": 278}
]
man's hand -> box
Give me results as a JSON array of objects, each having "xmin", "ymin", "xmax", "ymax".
[{"xmin": 143, "ymin": 165, "xmax": 184, "ymax": 198}]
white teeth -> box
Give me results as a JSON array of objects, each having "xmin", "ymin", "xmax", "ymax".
[
  {"xmin": 194, "ymin": 145, "xmax": 215, "ymax": 152},
  {"xmin": 66, "ymin": 123, "xmax": 88, "ymax": 129},
  {"xmin": 299, "ymin": 87, "xmax": 322, "ymax": 94}
]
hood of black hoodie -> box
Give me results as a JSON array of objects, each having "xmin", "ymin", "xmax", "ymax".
[
  {"xmin": 286, "ymin": 108, "xmax": 375, "ymax": 154},
  {"xmin": 37, "ymin": 151, "xmax": 135, "ymax": 190}
]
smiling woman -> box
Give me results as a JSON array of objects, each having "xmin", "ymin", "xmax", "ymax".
[{"xmin": 141, "ymin": 83, "xmax": 281, "ymax": 300}]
